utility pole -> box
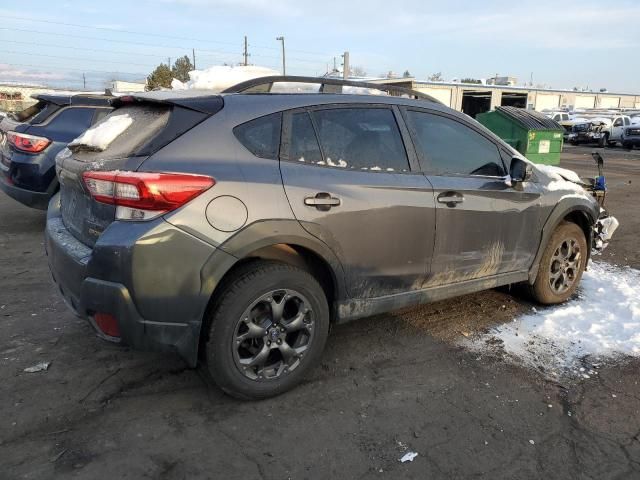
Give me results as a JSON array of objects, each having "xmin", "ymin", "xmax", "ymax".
[
  {"xmin": 276, "ymin": 36, "xmax": 285, "ymax": 75},
  {"xmin": 82, "ymin": 73, "xmax": 86, "ymax": 90},
  {"xmin": 167, "ymin": 57, "xmax": 171, "ymax": 67},
  {"xmin": 342, "ymin": 51, "xmax": 350, "ymax": 80},
  {"xmin": 192, "ymin": 48, "xmax": 196, "ymax": 69},
  {"xmin": 243, "ymin": 36, "xmax": 249, "ymax": 66},
  {"xmin": 333, "ymin": 57, "xmax": 337, "ymax": 73}
]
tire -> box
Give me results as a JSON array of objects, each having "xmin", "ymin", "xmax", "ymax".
[
  {"xmin": 598, "ymin": 134, "xmax": 607, "ymax": 148},
  {"xmin": 204, "ymin": 260, "xmax": 330, "ymax": 400},
  {"xmin": 530, "ymin": 222, "xmax": 587, "ymax": 305}
]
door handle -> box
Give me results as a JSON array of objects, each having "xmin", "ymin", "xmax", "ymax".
[
  {"xmin": 304, "ymin": 192, "xmax": 341, "ymax": 211},
  {"xmin": 437, "ymin": 191, "xmax": 464, "ymax": 207}
]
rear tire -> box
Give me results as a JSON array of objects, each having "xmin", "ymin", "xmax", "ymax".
[
  {"xmin": 530, "ymin": 222, "xmax": 587, "ymax": 305},
  {"xmin": 204, "ymin": 261, "xmax": 330, "ymax": 400}
]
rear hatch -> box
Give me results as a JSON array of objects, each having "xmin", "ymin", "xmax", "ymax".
[
  {"xmin": 56, "ymin": 94, "xmax": 223, "ymax": 247},
  {"xmin": 0, "ymin": 98, "xmax": 59, "ymax": 171}
]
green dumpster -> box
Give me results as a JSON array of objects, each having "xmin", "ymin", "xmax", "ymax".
[{"xmin": 476, "ymin": 106, "xmax": 564, "ymax": 165}]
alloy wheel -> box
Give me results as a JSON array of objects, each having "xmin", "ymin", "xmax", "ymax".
[
  {"xmin": 232, "ymin": 289, "xmax": 314, "ymax": 381},
  {"xmin": 548, "ymin": 237, "xmax": 582, "ymax": 295}
]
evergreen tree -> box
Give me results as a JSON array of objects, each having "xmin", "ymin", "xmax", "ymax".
[
  {"xmin": 146, "ymin": 63, "xmax": 173, "ymax": 91},
  {"xmin": 172, "ymin": 55, "xmax": 194, "ymax": 82}
]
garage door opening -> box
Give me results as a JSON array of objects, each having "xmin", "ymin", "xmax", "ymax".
[
  {"xmin": 461, "ymin": 91, "xmax": 492, "ymax": 118},
  {"xmin": 501, "ymin": 92, "xmax": 528, "ymax": 109}
]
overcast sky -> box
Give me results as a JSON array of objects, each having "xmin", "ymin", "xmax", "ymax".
[{"xmin": 1, "ymin": 0, "xmax": 639, "ymax": 91}]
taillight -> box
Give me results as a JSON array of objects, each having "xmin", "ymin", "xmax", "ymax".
[
  {"xmin": 7, "ymin": 131, "xmax": 51, "ymax": 153},
  {"xmin": 82, "ymin": 171, "xmax": 215, "ymax": 221}
]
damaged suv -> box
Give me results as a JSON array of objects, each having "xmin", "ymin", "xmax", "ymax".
[{"xmin": 46, "ymin": 77, "xmax": 617, "ymax": 399}]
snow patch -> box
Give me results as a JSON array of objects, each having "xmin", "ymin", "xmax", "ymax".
[
  {"xmin": 399, "ymin": 452, "xmax": 418, "ymax": 463},
  {"xmin": 171, "ymin": 65, "xmax": 279, "ymax": 91},
  {"xmin": 69, "ymin": 114, "xmax": 133, "ymax": 151},
  {"xmin": 475, "ymin": 262, "xmax": 640, "ymax": 374}
]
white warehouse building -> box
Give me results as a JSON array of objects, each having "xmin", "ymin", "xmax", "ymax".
[{"xmin": 371, "ymin": 78, "xmax": 640, "ymax": 117}]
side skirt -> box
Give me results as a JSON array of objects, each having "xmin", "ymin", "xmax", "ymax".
[{"xmin": 336, "ymin": 270, "xmax": 529, "ymax": 323}]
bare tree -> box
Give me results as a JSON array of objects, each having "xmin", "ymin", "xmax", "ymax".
[
  {"xmin": 428, "ymin": 72, "xmax": 444, "ymax": 81},
  {"xmin": 350, "ymin": 65, "xmax": 367, "ymax": 77}
]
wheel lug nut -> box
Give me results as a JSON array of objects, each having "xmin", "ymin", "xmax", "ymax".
[
  {"xmin": 277, "ymin": 339, "xmax": 282, "ymax": 345},
  {"xmin": 267, "ymin": 341, "xmax": 271, "ymax": 346}
]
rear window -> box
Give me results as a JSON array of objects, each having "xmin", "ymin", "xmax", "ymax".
[
  {"xmin": 10, "ymin": 101, "xmax": 60, "ymax": 124},
  {"xmin": 233, "ymin": 113, "xmax": 282, "ymax": 159},
  {"xmin": 69, "ymin": 105, "xmax": 170, "ymax": 161}
]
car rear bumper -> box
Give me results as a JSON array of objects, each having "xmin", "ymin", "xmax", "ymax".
[
  {"xmin": 45, "ymin": 194, "xmax": 237, "ymax": 367},
  {"xmin": 0, "ymin": 173, "xmax": 53, "ymax": 209}
]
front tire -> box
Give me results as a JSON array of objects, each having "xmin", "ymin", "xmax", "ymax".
[
  {"xmin": 204, "ymin": 261, "xmax": 330, "ymax": 400},
  {"xmin": 531, "ymin": 222, "xmax": 587, "ymax": 304}
]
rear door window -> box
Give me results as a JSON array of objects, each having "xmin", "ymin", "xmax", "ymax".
[
  {"xmin": 406, "ymin": 110, "xmax": 505, "ymax": 177},
  {"xmin": 309, "ymin": 107, "xmax": 409, "ymax": 171},
  {"xmin": 234, "ymin": 112, "xmax": 282, "ymax": 159},
  {"xmin": 42, "ymin": 107, "xmax": 95, "ymax": 138},
  {"xmin": 289, "ymin": 112, "xmax": 322, "ymax": 164}
]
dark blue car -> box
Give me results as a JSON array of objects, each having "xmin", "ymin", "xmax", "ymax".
[{"xmin": 0, "ymin": 93, "xmax": 112, "ymax": 209}]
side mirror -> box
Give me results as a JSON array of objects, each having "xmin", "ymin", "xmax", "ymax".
[{"xmin": 509, "ymin": 157, "xmax": 532, "ymax": 185}]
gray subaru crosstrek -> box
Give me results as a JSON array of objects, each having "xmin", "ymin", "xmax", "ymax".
[{"xmin": 46, "ymin": 77, "xmax": 617, "ymax": 399}]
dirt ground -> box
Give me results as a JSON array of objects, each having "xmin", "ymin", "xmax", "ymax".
[{"xmin": 1, "ymin": 145, "xmax": 639, "ymax": 479}]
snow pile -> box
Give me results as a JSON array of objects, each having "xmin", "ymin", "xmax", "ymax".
[
  {"xmin": 479, "ymin": 262, "xmax": 640, "ymax": 374},
  {"xmin": 69, "ymin": 113, "xmax": 132, "ymax": 151},
  {"xmin": 171, "ymin": 65, "xmax": 279, "ymax": 91}
]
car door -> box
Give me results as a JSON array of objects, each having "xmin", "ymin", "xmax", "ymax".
[
  {"xmin": 279, "ymin": 105, "xmax": 436, "ymax": 299},
  {"xmin": 610, "ymin": 117, "xmax": 624, "ymax": 141},
  {"xmin": 401, "ymin": 108, "xmax": 543, "ymax": 286}
]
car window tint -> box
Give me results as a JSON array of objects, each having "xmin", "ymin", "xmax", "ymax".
[
  {"xmin": 407, "ymin": 111, "xmax": 505, "ymax": 176},
  {"xmin": 92, "ymin": 108, "xmax": 111, "ymax": 125},
  {"xmin": 46, "ymin": 107, "xmax": 95, "ymax": 137},
  {"xmin": 624, "ymin": 117, "xmax": 630, "ymax": 126},
  {"xmin": 614, "ymin": 118, "xmax": 623, "ymax": 127},
  {"xmin": 234, "ymin": 112, "xmax": 282, "ymax": 159},
  {"xmin": 310, "ymin": 108, "xmax": 409, "ymax": 171},
  {"xmin": 290, "ymin": 112, "xmax": 322, "ymax": 164}
]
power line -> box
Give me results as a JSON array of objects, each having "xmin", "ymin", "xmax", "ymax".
[
  {"xmin": 0, "ymin": 27, "xmax": 238, "ymax": 56},
  {"xmin": 0, "ymin": 27, "xmax": 329, "ymax": 67},
  {"xmin": 2, "ymin": 39, "xmax": 173, "ymax": 59},
  {"xmin": 0, "ymin": 14, "xmax": 333, "ymax": 57},
  {"xmin": 2, "ymin": 62, "xmax": 146, "ymax": 78},
  {"xmin": 0, "ymin": 49, "xmax": 162, "ymax": 69}
]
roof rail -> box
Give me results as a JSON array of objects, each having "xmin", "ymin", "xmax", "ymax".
[{"xmin": 221, "ymin": 75, "xmax": 441, "ymax": 103}]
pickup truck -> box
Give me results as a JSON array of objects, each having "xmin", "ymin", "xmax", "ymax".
[{"xmin": 607, "ymin": 115, "xmax": 635, "ymax": 148}]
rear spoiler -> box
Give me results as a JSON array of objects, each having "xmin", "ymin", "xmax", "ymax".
[
  {"xmin": 111, "ymin": 93, "xmax": 224, "ymax": 115},
  {"xmin": 31, "ymin": 93, "xmax": 113, "ymax": 108}
]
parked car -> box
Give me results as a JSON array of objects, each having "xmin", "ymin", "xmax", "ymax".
[
  {"xmin": 608, "ymin": 115, "xmax": 636, "ymax": 149},
  {"xmin": 566, "ymin": 120, "xmax": 609, "ymax": 146},
  {"xmin": 621, "ymin": 123, "xmax": 640, "ymax": 149},
  {"xmin": 0, "ymin": 93, "xmax": 112, "ymax": 209},
  {"xmin": 46, "ymin": 77, "xmax": 616, "ymax": 399}
]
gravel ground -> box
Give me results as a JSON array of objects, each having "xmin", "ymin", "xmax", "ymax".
[{"xmin": 1, "ymin": 145, "xmax": 639, "ymax": 479}]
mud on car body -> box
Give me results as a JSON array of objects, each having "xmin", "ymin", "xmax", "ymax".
[{"xmin": 45, "ymin": 77, "xmax": 618, "ymax": 399}]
